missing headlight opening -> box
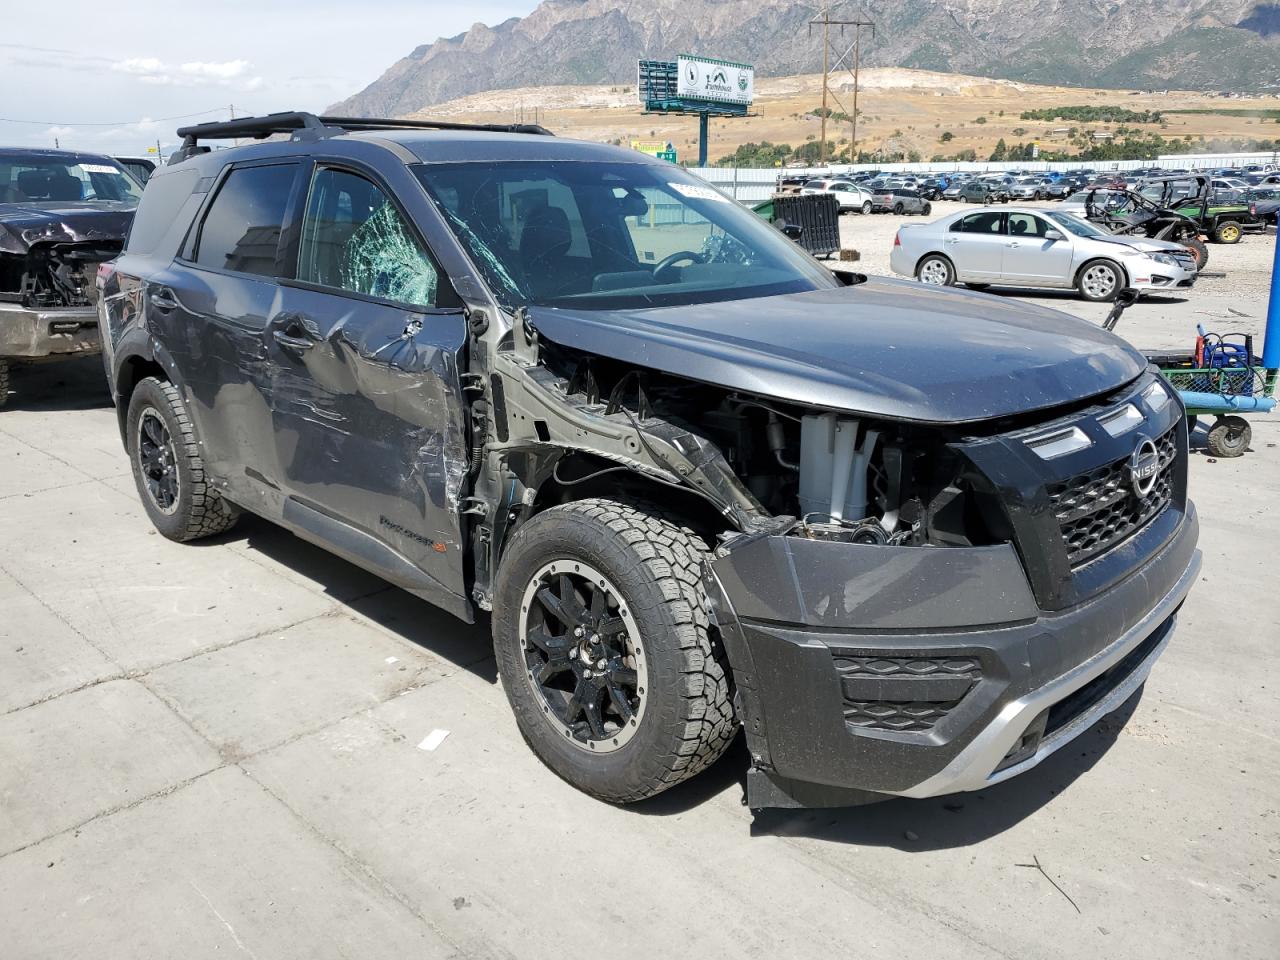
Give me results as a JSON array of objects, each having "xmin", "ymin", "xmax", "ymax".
[
  {"xmin": 513, "ymin": 344, "xmax": 1001, "ymax": 554},
  {"xmin": 0, "ymin": 240, "xmax": 122, "ymax": 309}
]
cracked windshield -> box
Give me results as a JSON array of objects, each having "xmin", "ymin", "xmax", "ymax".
[{"xmin": 415, "ymin": 161, "xmax": 836, "ymax": 310}]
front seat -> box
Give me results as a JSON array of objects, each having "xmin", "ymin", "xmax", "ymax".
[{"xmin": 518, "ymin": 206, "xmax": 574, "ymax": 298}]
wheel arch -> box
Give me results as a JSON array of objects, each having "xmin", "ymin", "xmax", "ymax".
[
  {"xmin": 915, "ymin": 250, "xmax": 955, "ymax": 277},
  {"xmin": 1074, "ymin": 256, "xmax": 1128, "ymax": 290},
  {"xmin": 520, "ymin": 452, "xmax": 730, "ymax": 557},
  {"xmin": 110, "ymin": 335, "xmax": 187, "ymax": 442}
]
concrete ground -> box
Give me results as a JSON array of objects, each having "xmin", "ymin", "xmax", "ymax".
[{"xmin": 1, "ymin": 219, "xmax": 1277, "ymax": 959}]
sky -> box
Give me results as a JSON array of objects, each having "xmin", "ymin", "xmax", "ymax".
[{"xmin": 1, "ymin": 0, "xmax": 534, "ymax": 155}]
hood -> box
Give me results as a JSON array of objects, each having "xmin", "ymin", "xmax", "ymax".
[
  {"xmin": 0, "ymin": 201, "xmax": 135, "ymax": 255},
  {"xmin": 528, "ymin": 277, "xmax": 1147, "ymax": 424},
  {"xmin": 1116, "ymin": 236, "xmax": 1194, "ymax": 256}
]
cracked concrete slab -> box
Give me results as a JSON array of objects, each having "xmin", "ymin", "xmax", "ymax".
[
  {"xmin": 0, "ymin": 568, "xmax": 117, "ymax": 714},
  {"xmin": 0, "ymin": 679, "xmax": 220, "ymax": 855},
  {"xmin": 244, "ymin": 676, "xmax": 1000, "ymax": 959},
  {"xmin": 0, "ymin": 766, "xmax": 456, "ymax": 960},
  {"xmin": 0, "ymin": 483, "xmax": 334, "ymax": 670},
  {"xmin": 144, "ymin": 613, "xmax": 454, "ymax": 758},
  {"xmin": 0, "ymin": 405, "xmax": 129, "ymax": 482}
]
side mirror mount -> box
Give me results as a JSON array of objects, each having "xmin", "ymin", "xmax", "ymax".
[{"xmin": 1044, "ymin": 229, "xmax": 1064, "ymax": 242}]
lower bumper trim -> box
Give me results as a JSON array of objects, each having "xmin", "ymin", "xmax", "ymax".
[{"xmin": 891, "ymin": 547, "xmax": 1200, "ymax": 799}]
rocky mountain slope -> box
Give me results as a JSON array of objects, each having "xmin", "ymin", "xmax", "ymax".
[{"xmin": 330, "ymin": 0, "xmax": 1280, "ymax": 116}]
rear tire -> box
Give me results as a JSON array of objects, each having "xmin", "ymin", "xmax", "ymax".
[
  {"xmin": 492, "ymin": 498, "xmax": 736, "ymax": 803},
  {"xmin": 1213, "ymin": 220, "xmax": 1242, "ymax": 244},
  {"xmin": 1206, "ymin": 416, "xmax": 1250, "ymax": 457},
  {"xmin": 916, "ymin": 254, "xmax": 955, "ymax": 286},
  {"xmin": 893, "ymin": 202, "xmax": 905, "ymax": 215},
  {"xmin": 1077, "ymin": 259, "xmax": 1123, "ymax": 302},
  {"xmin": 861, "ymin": 200, "xmax": 872, "ymax": 215},
  {"xmin": 0, "ymin": 359, "xmax": 9, "ymax": 409},
  {"xmin": 126, "ymin": 377, "xmax": 239, "ymax": 541}
]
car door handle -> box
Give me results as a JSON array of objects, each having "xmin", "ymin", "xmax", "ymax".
[
  {"xmin": 273, "ymin": 330, "xmax": 314, "ymax": 351},
  {"xmin": 1006, "ymin": 241, "xmax": 1020, "ymax": 248},
  {"xmin": 272, "ymin": 315, "xmax": 317, "ymax": 352},
  {"xmin": 150, "ymin": 288, "xmax": 178, "ymax": 311}
]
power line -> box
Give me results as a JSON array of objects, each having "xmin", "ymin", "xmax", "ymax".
[
  {"xmin": 0, "ymin": 107, "xmax": 232, "ymax": 127},
  {"xmin": 809, "ymin": 5, "xmax": 876, "ymax": 164}
]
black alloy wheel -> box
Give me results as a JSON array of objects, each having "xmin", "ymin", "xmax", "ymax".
[
  {"xmin": 520, "ymin": 561, "xmax": 645, "ymax": 752},
  {"xmin": 137, "ymin": 408, "xmax": 180, "ymax": 515}
]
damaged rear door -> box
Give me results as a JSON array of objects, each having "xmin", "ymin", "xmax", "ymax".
[{"xmin": 267, "ymin": 161, "xmax": 470, "ymax": 612}]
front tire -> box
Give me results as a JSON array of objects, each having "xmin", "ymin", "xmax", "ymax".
[
  {"xmin": 1077, "ymin": 259, "xmax": 1123, "ymax": 302},
  {"xmin": 126, "ymin": 377, "xmax": 239, "ymax": 541},
  {"xmin": 492, "ymin": 498, "xmax": 736, "ymax": 803},
  {"xmin": 920, "ymin": 202, "xmax": 932, "ymax": 216},
  {"xmin": 0, "ymin": 359, "xmax": 9, "ymax": 409},
  {"xmin": 1213, "ymin": 220, "xmax": 1242, "ymax": 244},
  {"xmin": 916, "ymin": 254, "xmax": 955, "ymax": 286}
]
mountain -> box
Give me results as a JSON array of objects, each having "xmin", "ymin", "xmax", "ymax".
[{"xmin": 329, "ymin": 0, "xmax": 1280, "ymax": 116}]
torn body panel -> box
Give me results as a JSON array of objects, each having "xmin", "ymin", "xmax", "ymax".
[{"xmin": 1, "ymin": 202, "xmax": 132, "ymax": 360}]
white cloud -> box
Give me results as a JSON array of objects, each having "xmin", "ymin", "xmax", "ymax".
[
  {"xmin": 111, "ymin": 56, "xmax": 166, "ymax": 75},
  {"xmin": 108, "ymin": 56, "xmax": 256, "ymax": 89},
  {"xmin": 45, "ymin": 125, "xmax": 75, "ymax": 137},
  {"xmin": 180, "ymin": 59, "xmax": 249, "ymax": 80}
]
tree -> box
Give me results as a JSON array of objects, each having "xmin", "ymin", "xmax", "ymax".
[
  {"xmin": 989, "ymin": 138, "xmax": 1008, "ymax": 161},
  {"xmin": 974, "ymin": 116, "xmax": 987, "ymax": 125},
  {"xmin": 939, "ymin": 131, "xmax": 954, "ymax": 142}
]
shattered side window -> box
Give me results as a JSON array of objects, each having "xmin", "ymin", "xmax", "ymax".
[{"xmin": 298, "ymin": 167, "xmax": 439, "ymax": 308}]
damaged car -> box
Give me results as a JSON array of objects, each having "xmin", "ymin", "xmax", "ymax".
[
  {"xmin": 101, "ymin": 113, "xmax": 1201, "ymax": 810},
  {"xmin": 0, "ymin": 148, "xmax": 140, "ymax": 406}
]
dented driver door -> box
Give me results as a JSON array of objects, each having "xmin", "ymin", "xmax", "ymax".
[{"xmin": 265, "ymin": 162, "xmax": 471, "ymax": 612}]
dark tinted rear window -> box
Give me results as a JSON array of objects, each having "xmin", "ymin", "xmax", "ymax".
[
  {"xmin": 125, "ymin": 168, "xmax": 199, "ymax": 255},
  {"xmin": 952, "ymin": 211, "xmax": 1004, "ymax": 234},
  {"xmin": 195, "ymin": 164, "xmax": 296, "ymax": 277}
]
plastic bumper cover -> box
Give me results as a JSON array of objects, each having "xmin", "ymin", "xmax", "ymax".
[
  {"xmin": 706, "ymin": 502, "xmax": 1200, "ymax": 808},
  {"xmin": 0, "ymin": 302, "xmax": 100, "ymax": 359}
]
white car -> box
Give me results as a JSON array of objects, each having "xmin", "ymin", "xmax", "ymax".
[
  {"xmin": 799, "ymin": 178, "xmax": 875, "ymax": 213},
  {"xmin": 889, "ymin": 206, "xmax": 1198, "ymax": 302}
]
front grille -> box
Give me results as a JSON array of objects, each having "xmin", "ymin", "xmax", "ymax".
[
  {"xmin": 1049, "ymin": 426, "xmax": 1177, "ymax": 567},
  {"xmin": 832, "ymin": 655, "xmax": 981, "ymax": 732}
]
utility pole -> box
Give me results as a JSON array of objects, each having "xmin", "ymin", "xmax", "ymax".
[{"xmin": 809, "ymin": 6, "xmax": 875, "ymax": 165}]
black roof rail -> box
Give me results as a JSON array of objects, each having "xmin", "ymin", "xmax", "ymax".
[{"xmin": 169, "ymin": 111, "xmax": 553, "ymax": 165}]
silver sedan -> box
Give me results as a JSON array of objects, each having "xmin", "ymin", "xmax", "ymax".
[{"xmin": 889, "ymin": 206, "xmax": 1198, "ymax": 302}]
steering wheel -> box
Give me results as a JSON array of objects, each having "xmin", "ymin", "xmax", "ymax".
[{"xmin": 652, "ymin": 250, "xmax": 706, "ymax": 282}]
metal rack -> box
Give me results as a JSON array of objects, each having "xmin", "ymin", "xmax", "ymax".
[{"xmin": 170, "ymin": 111, "xmax": 553, "ymax": 163}]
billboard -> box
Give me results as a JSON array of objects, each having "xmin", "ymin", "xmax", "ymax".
[{"xmin": 676, "ymin": 55, "xmax": 754, "ymax": 107}]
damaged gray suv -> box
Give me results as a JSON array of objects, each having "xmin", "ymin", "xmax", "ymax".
[{"xmin": 100, "ymin": 113, "xmax": 1201, "ymax": 809}]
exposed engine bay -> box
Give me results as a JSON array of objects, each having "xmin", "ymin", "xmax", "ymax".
[
  {"xmin": 0, "ymin": 240, "xmax": 121, "ymax": 308},
  {"xmin": 478, "ymin": 319, "xmax": 1011, "ymax": 607},
  {"xmin": 550, "ymin": 353, "xmax": 1003, "ymax": 549}
]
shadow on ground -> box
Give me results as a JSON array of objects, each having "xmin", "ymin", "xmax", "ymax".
[
  {"xmin": 215, "ymin": 513, "xmax": 498, "ymax": 683},
  {"xmin": 4, "ymin": 356, "xmax": 113, "ymax": 412}
]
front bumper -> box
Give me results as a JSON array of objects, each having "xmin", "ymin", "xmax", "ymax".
[
  {"xmin": 1130, "ymin": 261, "xmax": 1198, "ymax": 292},
  {"xmin": 0, "ymin": 301, "xmax": 101, "ymax": 359},
  {"xmin": 706, "ymin": 502, "xmax": 1200, "ymax": 809}
]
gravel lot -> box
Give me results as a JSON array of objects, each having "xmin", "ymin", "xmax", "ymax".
[{"xmin": 0, "ymin": 209, "xmax": 1277, "ymax": 959}]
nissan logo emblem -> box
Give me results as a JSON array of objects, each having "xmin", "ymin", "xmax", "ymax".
[{"xmin": 1128, "ymin": 435, "xmax": 1161, "ymax": 498}]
